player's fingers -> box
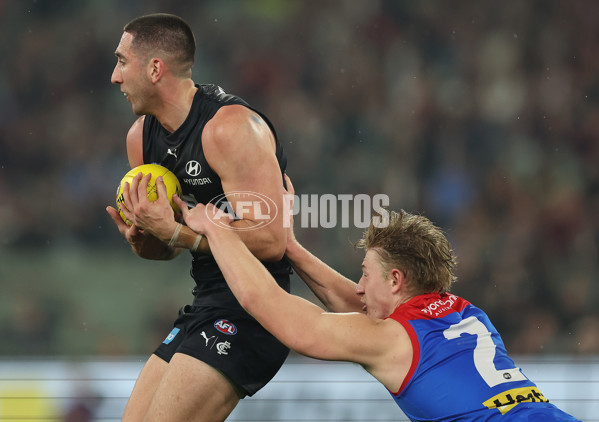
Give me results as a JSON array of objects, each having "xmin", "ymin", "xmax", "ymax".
[
  {"xmin": 205, "ymin": 203, "xmax": 234, "ymax": 225},
  {"xmin": 178, "ymin": 200, "xmax": 202, "ymax": 230},
  {"xmin": 106, "ymin": 206, "xmax": 129, "ymax": 234},
  {"xmin": 155, "ymin": 176, "xmax": 168, "ymax": 202},
  {"xmin": 137, "ymin": 173, "xmax": 152, "ymax": 203},
  {"xmin": 120, "ymin": 200, "xmax": 135, "ymax": 222},
  {"xmin": 172, "ymin": 195, "xmax": 189, "ymax": 217},
  {"xmin": 128, "ymin": 172, "xmax": 143, "ymax": 205},
  {"xmin": 122, "ymin": 180, "xmax": 133, "ymax": 210},
  {"xmin": 120, "ymin": 183, "xmax": 136, "ymax": 221}
]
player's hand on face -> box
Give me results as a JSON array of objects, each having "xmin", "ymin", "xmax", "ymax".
[{"xmin": 173, "ymin": 196, "xmax": 234, "ymax": 236}]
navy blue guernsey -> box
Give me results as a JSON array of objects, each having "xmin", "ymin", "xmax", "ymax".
[{"xmin": 142, "ymin": 84, "xmax": 291, "ymax": 308}]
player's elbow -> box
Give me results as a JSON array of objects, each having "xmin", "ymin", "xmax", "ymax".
[
  {"xmin": 257, "ymin": 242, "xmax": 286, "ymax": 262},
  {"xmin": 253, "ymin": 231, "xmax": 286, "ymax": 262}
]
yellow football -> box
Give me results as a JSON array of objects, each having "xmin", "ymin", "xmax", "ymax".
[{"xmin": 116, "ymin": 164, "xmax": 182, "ymax": 225}]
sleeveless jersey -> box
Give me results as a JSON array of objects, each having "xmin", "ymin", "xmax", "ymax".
[
  {"xmin": 387, "ymin": 293, "xmax": 580, "ymax": 421},
  {"xmin": 142, "ymin": 84, "xmax": 291, "ymax": 307}
]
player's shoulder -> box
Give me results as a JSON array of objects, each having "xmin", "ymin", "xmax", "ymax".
[
  {"xmin": 127, "ymin": 116, "xmax": 146, "ymax": 140},
  {"xmin": 126, "ymin": 116, "xmax": 146, "ymax": 166},
  {"xmin": 204, "ymin": 105, "xmax": 265, "ymax": 150},
  {"xmin": 211, "ymin": 103, "xmax": 254, "ymax": 125}
]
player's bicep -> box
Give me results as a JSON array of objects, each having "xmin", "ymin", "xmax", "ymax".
[
  {"xmin": 281, "ymin": 305, "xmax": 386, "ymax": 365},
  {"xmin": 204, "ymin": 107, "xmax": 277, "ymax": 182},
  {"xmin": 204, "ymin": 107, "xmax": 284, "ymax": 226}
]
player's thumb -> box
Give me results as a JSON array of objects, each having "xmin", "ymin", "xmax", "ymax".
[{"xmin": 173, "ymin": 194, "xmax": 189, "ymax": 210}]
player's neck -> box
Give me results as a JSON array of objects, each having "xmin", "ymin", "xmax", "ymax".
[{"xmin": 154, "ymin": 79, "xmax": 197, "ymax": 133}]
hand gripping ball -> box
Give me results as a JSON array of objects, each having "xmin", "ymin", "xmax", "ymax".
[{"xmin": 116, "ymin": 164, "xmax": 182, "ymax": 225}]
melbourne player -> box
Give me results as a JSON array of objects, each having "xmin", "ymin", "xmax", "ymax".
[{"xmin": 168, "ymin": 175, "xmax": 581, "ymax": 422}]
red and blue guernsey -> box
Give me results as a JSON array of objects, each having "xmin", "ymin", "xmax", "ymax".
[{"xmin": 387, "ymin": 292, "xmax": 580, "ymax": 421}]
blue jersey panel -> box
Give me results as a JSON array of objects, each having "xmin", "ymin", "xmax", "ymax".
[{"xmin": 387, "ymin": 294, "xmax": 580, "ymax": 421}]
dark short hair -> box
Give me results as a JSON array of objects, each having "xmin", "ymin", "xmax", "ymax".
[
  {"xmin": 356, "ymin": 210, "xmax": 457, "ymax": 294},
  {"xmin": 124, "ymin": 13, "xmax": 195, "ymax": 76}
]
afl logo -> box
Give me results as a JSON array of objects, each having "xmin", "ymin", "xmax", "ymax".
[
  {"xmin": 214, "ymin": 319, "xmax": 237, "ymax": 335},
  {"xmin": 207, "ymin": 191, "xmax": 278, "ymax": 231},
  {"xmin": 185, "ymin": 160, "xmax": 202, "ymax": 176}
]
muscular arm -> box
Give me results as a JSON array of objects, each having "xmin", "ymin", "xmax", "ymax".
[
  {"xmin": 202, "ymin": 105, "xmax": 287, "ymax": 261},
  {"xmin": 175, "ymin": 199, "xmax": 412, "ymax": 393},
  {"xmin": 282, "ymin": 175, "xmax": 363, "ymax": 313},
  {"xmin": 109, "ymin": 106, "xmax": 288, "ymax": 262},
  {"xmin": 285, "ymin": 239, "xmax": 364, "ymax": 313}
]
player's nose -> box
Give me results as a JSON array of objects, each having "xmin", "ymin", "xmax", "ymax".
[
  {"xmin": 111, "ymin": 64, "xmax": 122, "ymax": 85},
  {"xmin": 355, "ymin": 282, "xmax": 365, "ymax": 296}
]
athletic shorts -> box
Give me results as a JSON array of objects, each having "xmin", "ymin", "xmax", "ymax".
[{"xmin": 153, "ymin": 304, "xmax": 290, "ymax": 397}]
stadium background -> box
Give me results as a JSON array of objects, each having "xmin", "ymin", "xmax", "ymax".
[{"xmin": 0, "ymin": 0, "xmax": 598, "ymax": 420}]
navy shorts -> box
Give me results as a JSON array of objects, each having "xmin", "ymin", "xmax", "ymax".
[{"xmin": 154, "ymin": 304, "xmax": 290, "ymax": 397}]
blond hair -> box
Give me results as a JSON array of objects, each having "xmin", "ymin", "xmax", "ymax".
[{"xmin": 356, "ymin": 210, "xmax": 457, "ymax": 293}]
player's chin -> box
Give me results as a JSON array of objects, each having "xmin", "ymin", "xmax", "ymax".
[
  {"xmin": 130, "ymin": 101, "xmax": 146, "ymax": 116},
  {"xmin": 131, "ymin": 104, "xmax": 143, "ymax": 116}
]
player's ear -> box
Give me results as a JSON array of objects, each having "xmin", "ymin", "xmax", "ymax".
[
  {"xmin": 149, "ymin": 58, "xmax": 165, "ymax": 83},
  {"xmin": 389, "ymin": 268, "xmax": 404, "ymax": 294}
]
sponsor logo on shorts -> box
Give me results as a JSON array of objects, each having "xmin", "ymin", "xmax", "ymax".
[
  {"xmin": 483, "ymin": 386, "xmax": 549, "ymax": 414},
  {"xmin": 163, "ymin": 327, "xmax": 180, "ymax": 344},
  {"xmin": 214, "ymin": 319, "xmax": 237, "ymax": 335}
]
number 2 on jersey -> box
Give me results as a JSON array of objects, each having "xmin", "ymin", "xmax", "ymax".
[{"xmin": 444, "ymin": 316, "xmax": 527, "ymax": 387}]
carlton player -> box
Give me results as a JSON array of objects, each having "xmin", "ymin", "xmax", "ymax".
[
  {"xmin": 165, "ymin": 175, "xmax": 581, "ymax": 421},
  {"xmin": 106, "ymin": 13, "xmax": 291, "ymax": 422}
]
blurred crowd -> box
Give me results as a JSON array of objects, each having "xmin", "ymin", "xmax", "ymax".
[{"xmin": 1, "ymin": 0, "xmax": 598, "ymax": 356}]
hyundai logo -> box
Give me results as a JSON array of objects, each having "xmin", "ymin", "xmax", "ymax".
[{"xmin": 185, "ymin": 160, "xmax": 201, "ymax": 176}]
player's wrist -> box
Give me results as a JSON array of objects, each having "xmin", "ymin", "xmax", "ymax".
[
  {"xmin": 168, "ymin": 223, "xmax": 183, "ymax": 247},
  {"xmin": 164, "ymin": 223, "xmax": 208, "ymax": 254}
]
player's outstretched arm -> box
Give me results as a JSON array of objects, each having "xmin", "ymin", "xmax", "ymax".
[
  {"xmin": 283, "ymin": 175, "xmax": 364, "ymax": 313},
  {"xmin": 174, "ymin": 195, "xmax": 412, "ymax": 393}
]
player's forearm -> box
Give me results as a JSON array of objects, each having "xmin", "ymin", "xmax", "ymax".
[
  {"xmin": 151, "ymin": 219, "xmax": 283, "ymax": 261},
  {"xmin": 131, "ymin": 232, "xmax": 181, "ymax": 260},
  {"xmin": 207, "ymin": 228, "xmax": 329, "ymax": 358},
  {"xmin": 206, "ymin": 228, "xmax": 280, "ymax": 314},
  {"xmin": 285, "ymin": 239, "xmax": 362, "ymax": 313}
]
